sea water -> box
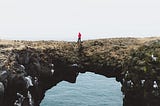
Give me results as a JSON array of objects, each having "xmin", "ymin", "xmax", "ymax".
[{"xmin": 41, "ymin": 72, "xmax": 123, "ymax": 106}]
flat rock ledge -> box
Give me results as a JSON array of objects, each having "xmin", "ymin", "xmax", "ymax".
[{"xmin": 0, "ymin": 37, "xmax": 160, "ymax": 106}]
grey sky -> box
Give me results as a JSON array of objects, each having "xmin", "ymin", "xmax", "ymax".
[{"xmin": 0, "ymin": 0, "xmax": 160, "ymax": 41}]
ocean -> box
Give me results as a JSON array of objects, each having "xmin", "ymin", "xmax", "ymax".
[{"xmin": 41, "ymin": 72, "xmax": 123, "ymax": 106}]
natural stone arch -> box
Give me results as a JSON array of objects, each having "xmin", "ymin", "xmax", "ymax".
[{"xmin": 1, "ymin": 37, "xmax": 160, "ymax": 106}]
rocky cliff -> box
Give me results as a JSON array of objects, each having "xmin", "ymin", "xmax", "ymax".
[{"xmin": 0, "ymin": 37, "xmax": 160, "ymax": 106}]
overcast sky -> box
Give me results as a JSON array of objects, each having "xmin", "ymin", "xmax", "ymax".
[{"xmin": 0, "ymin": 0, "xmax": 160, "ymax": 41}]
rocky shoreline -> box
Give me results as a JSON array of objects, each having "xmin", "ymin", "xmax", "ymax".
[{"xmin": 0, "ymin": 37, "xmax": 160, "ymax": 106}]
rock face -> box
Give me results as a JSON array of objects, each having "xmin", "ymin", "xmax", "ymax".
[
  {"xmin": 0, "ymin": 37, "xmax": 160, "ymax": 106},
  {"xmin": 122, "ymin": 40, "xmax": 160, "ymax": 106}
]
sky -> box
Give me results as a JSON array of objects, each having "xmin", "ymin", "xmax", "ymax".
[{"xmin": 0, "ymin": 0, "xmax": 160, "ymax": 41}]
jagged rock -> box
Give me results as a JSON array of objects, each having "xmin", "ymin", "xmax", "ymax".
[
  {"xmin": 0, "ymin": 37, "xmax": 160, "ymax": 106},
  {"xmin": 122, "ymin": 39, "xmax": 160, "ymax": 106}
]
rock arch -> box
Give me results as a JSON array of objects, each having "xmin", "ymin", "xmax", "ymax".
[{"xmin": 0, "ymin": 37, "xmax": 160, "ymax": 106}]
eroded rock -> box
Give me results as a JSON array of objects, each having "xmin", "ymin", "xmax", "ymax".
[
  {"xmin": 0, "ymin": 37, "xmax": 160, "ymax": 106},
  {"xmin": 122, "ymin": 40, "xmax": 160, "ymax": 106}
]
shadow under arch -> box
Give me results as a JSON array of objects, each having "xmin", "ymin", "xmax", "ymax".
[{"xmin": 41, "ymin": 72, "xmax": 123, "ymax": 106}]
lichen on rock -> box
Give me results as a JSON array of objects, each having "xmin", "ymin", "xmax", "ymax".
[
  {"xmin": 1, "ymin": 37, "xmax": 160, "ymax": 106},
  {"xmin": 122, "ymin": 40, "xmax": 160, "ymax": 106}
]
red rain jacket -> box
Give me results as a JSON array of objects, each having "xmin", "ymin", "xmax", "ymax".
[{"xmin": 78, "ymin": 32, "xmax": 81, "ymax": 39}]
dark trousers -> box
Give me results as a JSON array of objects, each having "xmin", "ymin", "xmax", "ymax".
[{"xmin": 77, "ymin": 38, "xmax": 81, "ymax": 43}]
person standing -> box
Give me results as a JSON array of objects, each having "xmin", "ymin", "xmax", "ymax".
[
  {"xmin": 77, "ymin": 32, "xmax": 82, "ymax": 43},
  {"xmin": 77, "ymin": 32, "xmax": 83, "ymax": 53}
]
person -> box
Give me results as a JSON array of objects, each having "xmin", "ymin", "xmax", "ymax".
[
  {"xmin": 77, "ymin": 32, "xmax": 83, "ymax": 53},
  {"xmin": 77, "ymin": 32, "xmax": 82, "ymax": 43}
]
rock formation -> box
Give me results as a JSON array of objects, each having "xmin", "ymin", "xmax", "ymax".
[{"xmin": 0, "ymin": 37, "xmax": 160, "ymax": 106}]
